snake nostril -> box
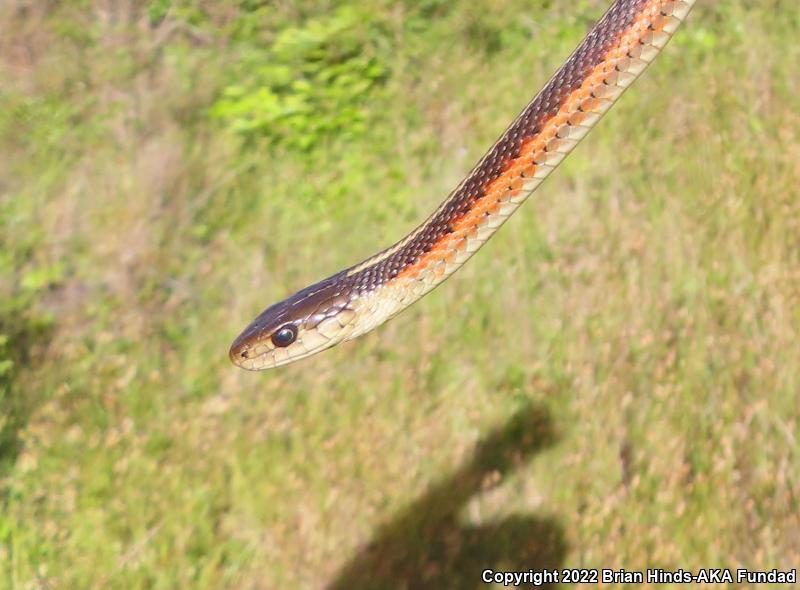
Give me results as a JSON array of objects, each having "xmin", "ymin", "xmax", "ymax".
[{"xmin": 241, "ymin": 350, "xmax": 249, "ymax": 358}]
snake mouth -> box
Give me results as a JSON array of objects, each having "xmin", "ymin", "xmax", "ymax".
[
  {"xmin": 229, "ymin": 339, "xmax": 296, "ymax": 371},
  {"xmin": 229, "ymin": 331, "xmax": 344, "ymax": 371},
  {"xmin": 229, "ymin": 308, "xmax": 360, "ymax": 369},
  {"xmin": 228, "ymin": 307, "xmax": 283, "ymax": 370},
  {"xmin": 228, "ymin": 335, "xmax": 268, "ymax": 370},
  {"xmin": 229, "ymin": 302, "xmax": 357, "ymax": 370}
]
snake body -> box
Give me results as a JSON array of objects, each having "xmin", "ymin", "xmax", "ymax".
[{"xmin": 230, "ymin": 0, "xmax": 696, "ymax": 370}]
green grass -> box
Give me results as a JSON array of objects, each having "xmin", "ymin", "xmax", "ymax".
[{"xmin": 1, "ymin": 0, "xmax": 799, "ymax": 588}]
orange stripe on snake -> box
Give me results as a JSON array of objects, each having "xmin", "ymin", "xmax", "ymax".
[{"xmin": 394, "ymin": 0, "xmax": 686, "ymax": 284}]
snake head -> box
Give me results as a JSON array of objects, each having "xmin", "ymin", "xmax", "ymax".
[{"xmin": 229, "ymin": 272, "xmax": 357, "ymax": 370}]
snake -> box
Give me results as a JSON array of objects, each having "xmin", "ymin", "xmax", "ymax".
[{"xmin": 230, "ymin": 0, "xmax": 697, "ymax": 370}]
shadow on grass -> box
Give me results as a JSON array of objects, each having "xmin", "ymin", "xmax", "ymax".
[
  {"xmin": 0, "ymin": 312, "xmax": 52, "ymax": 478},
  {"xmin": 328, "ymin": 403, "xmax": 566, "ymax": 590}
]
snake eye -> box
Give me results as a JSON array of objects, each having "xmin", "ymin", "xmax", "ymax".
[{"xmin": 271, "ymin": 324, "xmax": 298, "ymax": 348}]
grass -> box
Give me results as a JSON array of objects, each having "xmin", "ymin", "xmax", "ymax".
[{"xmin": 1, "ymin": 0, "xmax": 799, "ymax": 588}]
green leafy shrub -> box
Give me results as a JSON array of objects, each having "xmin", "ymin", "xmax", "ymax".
[{"xmin": 210, "ymin": 7, "xmax": 388, "ymax": 150}]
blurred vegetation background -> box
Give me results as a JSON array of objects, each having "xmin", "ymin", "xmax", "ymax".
[{"xmin": 1, "ymin": 0, "xmax": 798, "ymax": 587}]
